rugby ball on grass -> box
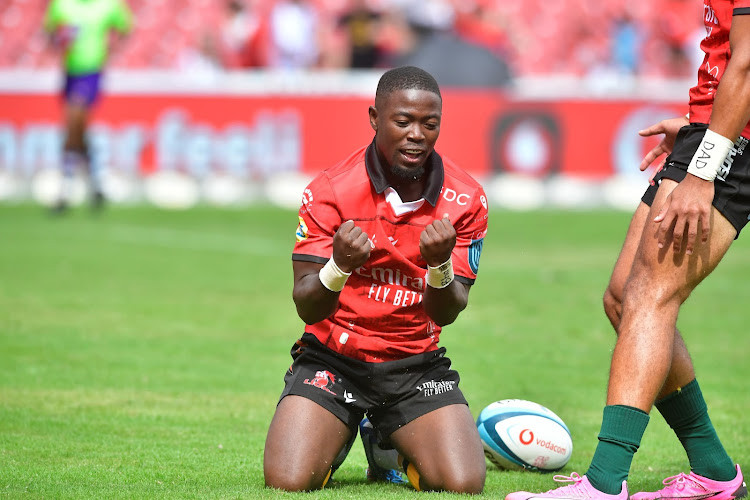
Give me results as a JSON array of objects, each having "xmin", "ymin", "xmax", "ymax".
[{"xmin": 477, "ymin": 399, "xmax": 572, "ymax": 472}]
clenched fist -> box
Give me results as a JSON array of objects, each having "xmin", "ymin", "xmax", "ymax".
[
  {"xmin": 332, "ymin": 220, "xmax": 371, "ymax": 273},
  {"xmin": 420, "ymin": 216, "xmax": 456, "ymax": 267}
]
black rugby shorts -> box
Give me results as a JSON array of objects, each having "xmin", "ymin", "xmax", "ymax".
[
  {"xmin": 642, "ymin": 123, "xmax": 750, "ymax": 236},
  {"xmin": 278, "ymin": 333, "xmax": 469, "ymax": 440}
]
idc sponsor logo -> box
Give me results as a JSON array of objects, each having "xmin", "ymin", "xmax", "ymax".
[{"xmin": 440, "ymin": 187, "xmax": 471, "ymax": 206}]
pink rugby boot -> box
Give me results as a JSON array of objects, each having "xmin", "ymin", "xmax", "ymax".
[
  {"xmin": 630, "ymin": 465, "xmax": 747, "ymax": 500},
  {"xmin": 506, "ymin": 473, "xmax": 628, "ymax": 500}
]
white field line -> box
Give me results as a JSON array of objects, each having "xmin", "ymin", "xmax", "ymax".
[{"xmin": 103, "ymin": 224, "xmax": 284, "ymax": 257}]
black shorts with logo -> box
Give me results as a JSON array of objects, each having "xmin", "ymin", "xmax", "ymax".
[
  {"xmin": 642, "ymin": 123, "xmax": 750, "ymax": 236},
  {"xmin": 278, "ymin": 333, "xmax": 469, "ymax": 441}
]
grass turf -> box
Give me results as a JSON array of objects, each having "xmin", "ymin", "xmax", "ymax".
[{"xmin": 1, "ymin": 204, "xmax": 748, "ymax": 499}]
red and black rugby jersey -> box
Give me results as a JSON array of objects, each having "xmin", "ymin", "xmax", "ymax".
[
  {"xmin": 293, "ymin": 141, "xmax": 488, "ymax": 362},
  {"xmin": 689, "ymin": 0, "xmax": 750, "ymax": 136}
]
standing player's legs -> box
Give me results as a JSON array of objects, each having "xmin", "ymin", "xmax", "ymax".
[
  {"xmin": 608, "ymin": 177, "xmax": 735, "ymax": 408},
  {"xmin": 264, "ymin": 395, "xmax": 354, "ymax": 491},
  {"xmin": 390, "ymin": 403, "xmax": 486, "ymax": 494},
  {"xmin": 586, "ymin": 178, "xmax": 737, "ymax": 494},
  {"xmin": 603, "ymin": 193, "xmax": 739, "ymax": 491},
  {"xmin": 55, "ymin": 101, "xmax": 87, "ymax": 211},
  {"xmin": 603, "ymin": 200, "xmax": 696, "ymax": 400},
  {"xmin": 504, "ymin": 179, "xmax": 740, "ymax": 500},
  {"xmin": 57, "ymin": 73, "xmax": 103, "ymax": 211}
]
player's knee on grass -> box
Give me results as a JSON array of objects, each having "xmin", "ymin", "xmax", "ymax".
[
  {"xmin": 413, "ymin": 457, "xmax": 486, "ymax": 494},
  {"xmin": 264, "ymin": 464, "xmax": 331, "ymax": 492}
]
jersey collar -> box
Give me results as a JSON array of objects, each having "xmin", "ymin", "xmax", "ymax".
[{"xmin": 364, "ymin": 138, "xmax": 444, "ymax": 206}]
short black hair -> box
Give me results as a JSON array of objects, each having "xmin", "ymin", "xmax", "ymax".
[{"xmin": 375, "ymin": 66, "xmax": 441, "ymax": 104}]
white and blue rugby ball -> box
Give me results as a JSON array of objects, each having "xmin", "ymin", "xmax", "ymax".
[{"xmin": 476, "ymin": 399, "xmax": 573, "ymax": 472}]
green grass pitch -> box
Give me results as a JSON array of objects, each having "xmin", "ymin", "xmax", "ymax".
[{"xmin": 1, "ymin": 204, "xmax": 748, "ymax": 499}]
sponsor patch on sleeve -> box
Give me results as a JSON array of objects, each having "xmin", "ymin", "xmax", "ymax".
[
  {"xmin": 468, "ymin": 238, "xmax": 484, "ymax": 274},
  {"xmin": 295, "ymin": 216, "xmax": 309, "ymax": 242}
]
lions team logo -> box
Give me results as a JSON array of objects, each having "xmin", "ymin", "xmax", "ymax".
[
  {"xmin": 295, "ymin": 216, "xmax": 309, "ymax": 242},
  {"xmin": 303, "ymin": 370, "xmax": 337, "ymax": 395},
  {"xmin": 469, "ymin": 238, "xmax": 484, "ymax": 274}
]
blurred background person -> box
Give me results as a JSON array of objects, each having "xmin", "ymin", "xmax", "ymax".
[
  {"xmin": 382, "ymin": 0, "xmax": 513, "ymax": 89},
  {"xmin": 218, "ymin": 0, "xmax": 266, "ymax": 69},
  {"xmin": 43, "ymin": 0, "xmax": 133, "ymax": 213},
  {"xmin": 609, "ymin": 12, "xmax": 643, "ymax": 75},
  {"xmin": 267, "ymin": 0, "xmax": 320, "ymax": 69},
  {"xmin": 337, "ymin": 0, "xmax": 382, "ymax": 68}
]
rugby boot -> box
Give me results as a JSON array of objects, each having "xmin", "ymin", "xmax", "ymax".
[
  {"xmin": 359, "ymin": 417, "xmax": 406, "ymax": 484},
  {"xmin": 506, "ymin": 473, "xmax": 628, "ymax": 500},
  {"xmin": 630, "ymin": 465, "xmax": 747, "ymax": 500}
]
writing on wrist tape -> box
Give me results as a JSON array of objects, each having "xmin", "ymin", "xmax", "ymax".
[
  {"xmin": 425, "ymin": 258, "xmax": 454, "ymax": 289},
  {"xmin": 687, "ymin": 129, "xmax": 734, "ymax": 181},
  {"xmin": 318, "ymin": 258, "xmax": 351, "ymax": 292}
]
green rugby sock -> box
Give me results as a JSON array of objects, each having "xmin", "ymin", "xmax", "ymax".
[
  {"xmin": 656, "ymin": 379, "xmax": 735, "ymax": 481},
  {"xmin": 586, "ymin": 405, "xmax": 650, "ymax": 495}
]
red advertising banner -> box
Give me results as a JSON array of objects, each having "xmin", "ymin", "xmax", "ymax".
[{"xmin": 0, "ymin": 91, "xmax": 685, "ymax": 183}]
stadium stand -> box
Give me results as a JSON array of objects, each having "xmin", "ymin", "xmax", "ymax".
[{"xmin": 0, "ymin": 0, "xmax": 703, "ymax": 77}]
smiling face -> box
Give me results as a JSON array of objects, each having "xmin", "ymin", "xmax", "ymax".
[{"xmin": 369, "ymin": 88, "xmax": 442, "ymax": 182}]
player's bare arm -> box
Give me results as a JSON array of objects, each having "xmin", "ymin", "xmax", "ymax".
[
  {"xmin": 292, "ymin": 220, "xmax": 370, "ymax": 324},
  {"xmin": 420, "ymin": 216, "xmax": 470, "ymax": 326},
  {"xmin": 654, "ymin": 15, "xmax": 750, "ymax": 255}
]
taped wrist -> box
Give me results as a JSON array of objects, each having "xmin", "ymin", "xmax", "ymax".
[
  {"xmin": 425, "ymin": 258, "xmax": 454, "ymax": 289},
  {"xmin": 318, "ymin": 258, "xmax": 351, "ymax": 292},
  {"xmin": 687, "ymin": 129, "xmax": 734, "ymax": 181}
]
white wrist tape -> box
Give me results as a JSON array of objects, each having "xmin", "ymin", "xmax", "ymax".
[
  {"xmin": 425, "ymin": 258, "xmax": 454, "ymax": 289},
  {"xmin": 318, "ymin": 258, "xmax": 351, "ymax": 292},
  {"xmin": 687, "ymin": 129, "xmax": 734, "ymax": 181}
]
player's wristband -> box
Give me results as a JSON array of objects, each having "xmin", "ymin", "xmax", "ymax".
[
  {"xmin": 425, "ymin": 258, "xmax": 454, "ymax": 289},
  {"xmin": 318, "ymin": 258, "xmax": 351, "ymax": 292},
  {"xmin": 686, "ymin": 129, "xmax": 734, "ymax": 181}
]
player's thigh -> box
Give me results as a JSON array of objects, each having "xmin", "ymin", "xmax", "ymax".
[
  {"xmin": 264, "ymin": 395, "xmax": 352, "ymax": 489},
  {"xmin": 391, "ymin": 403, "xmax": 486, "ymax": 492},
  {"xmin": 632, "ymin": 179, "xmax": 736, "ymax": 301},
  {"xmin": 606, "ymin": 201, "xmax": 651, "ymax": 304}
]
